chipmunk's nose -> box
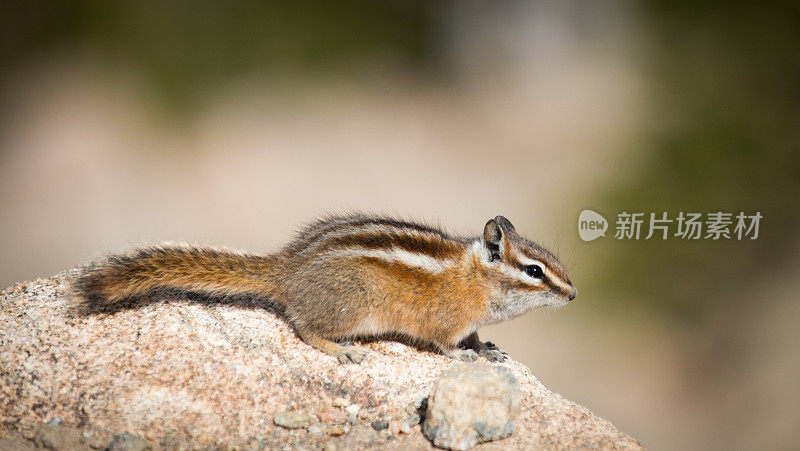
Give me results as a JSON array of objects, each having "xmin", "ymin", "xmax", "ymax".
[{"xmin": 566, "ymin": 281, "xmax": 577, "ymax": 301}]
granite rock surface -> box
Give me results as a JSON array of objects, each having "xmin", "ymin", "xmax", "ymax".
[{"xmin": 0, "ymin": 273, "xmax": 643, "ymax": 449}]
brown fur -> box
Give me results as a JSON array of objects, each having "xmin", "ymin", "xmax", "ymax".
[{"xmin": 72, "ymin": 214, "xmax": 575, "ymax": 363}]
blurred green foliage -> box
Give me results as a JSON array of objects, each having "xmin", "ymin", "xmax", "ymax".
[
  {"xmin": 1, "ymin": 1, "xmax": 436, "ymax": 109},
  {"xmin": 591, "ymin": 2, "xmax": 800, "ymax": 325}
]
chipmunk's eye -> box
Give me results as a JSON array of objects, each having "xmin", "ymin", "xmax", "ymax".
[{"xmin": 524, "ymin": 265, "xmax": 544, "ymax": 278}]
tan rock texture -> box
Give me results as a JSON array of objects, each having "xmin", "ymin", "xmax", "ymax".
[
  {"xmin": 1, "ymin": 273, "xmax": 643, "ymax": 449},
  {"xmin": 424, "ymin": 363, "xmax": 521, "ymax": 450}
]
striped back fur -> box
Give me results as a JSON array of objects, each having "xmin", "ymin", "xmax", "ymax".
[{"xmin": 71, "ymin": 214, "xmax": 575, "ymax": 358}]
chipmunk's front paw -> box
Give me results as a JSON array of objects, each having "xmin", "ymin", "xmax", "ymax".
[
  {"xmin": 336, "ymin": 346, "xmax": 367, "ymax": 364},
  {"xmin": 447, "ymin": 349, "xmax": 478, "ymax": 362},
  {"xmin": 480, "ymin": 348, "xmax": 507, "ymax": 362},
  {"xmin": 480, "ymin": 341, "xmax": 507, "ymax": 362}
]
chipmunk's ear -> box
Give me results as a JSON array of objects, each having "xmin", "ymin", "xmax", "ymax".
[
  {"xmin": 484, "ymin": 216, "xmax": 513, "ymax": 262},
  {"xmin": 494, "ymin": 215, "xmax": 517, "ymax": 236}
]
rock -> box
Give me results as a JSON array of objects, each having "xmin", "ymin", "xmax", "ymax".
[
  {"xmin": 33, "ymin": 424, "xmax": 89, "ymax": 450},
  {"xmin": 0, "ymin": 274, "xmax": 643, "ymax": 449},
  {"xmin": 46, "ymin": 417, "xmax": 63, "ymax": 426},
  {"xmin": 344, "ymin": 404, "xmax": 361, "ymax": 417},
  {"xmin": 326, "ymin": 424, "xmax": 348, "ymax": 436},
  {"xmin": 80, "ymin": 428, "xmax": 115, "ymax": 449},
  {"xmin": 274, "ymin": 412, "xmax": 314, "ymax": 429},
  {"xmin": 108, "ymin": 433, "xmax": 151, "ymax": 451},
  {"xmin": 344, "ymin": 403, "xmax": 361, "ymax": 427},
  {"xmin": 405, "ymin": 414, "xmax": 421, "ymax": 426},
  {"xmin": 332, "ymin": 398, "xmax": 349, "ymax": 408},
  {"xmin": 317, "ymin": 408, "xmax": 346, "ymax": 424},
  {"xmin": 423, "ymin": 363, "xmax": 520, "ymax": 450},
  {"xmin": 370, "ymin": 420, "xmax": 388, "ymax": 431},
  {"xmin": 388, "ymin": 420, "xmax": 402, "ymax": 436},
  {"xmin": 0, "ymin": 430, "xmax": 36, "ymax": 450},
  {"xmin": 307, "ymin": 424, "xmax": 324, "ymax": 435}
]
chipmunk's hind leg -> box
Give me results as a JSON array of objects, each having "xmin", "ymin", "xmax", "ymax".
[{"xmin": 297, "ymin": 330, "xmax": 367, "ymax": 364}]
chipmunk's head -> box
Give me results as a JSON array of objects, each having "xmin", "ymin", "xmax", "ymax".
[{"xmin": 475, "ymin": 215, "xmax": 576, "ymax": 323}]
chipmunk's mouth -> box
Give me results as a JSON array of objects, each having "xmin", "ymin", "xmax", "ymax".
[
  {"xmin": 547, "ymin": 286, "xmax": 576, "ymax": 306},
  {"xmin": 542, "ymin": 291, "xmax": 573, "ymax": 308}
]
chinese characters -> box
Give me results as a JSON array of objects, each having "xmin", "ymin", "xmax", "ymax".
[{"xmin": 613, "ymin": 212, "xmax": 761, "ymax": 240}]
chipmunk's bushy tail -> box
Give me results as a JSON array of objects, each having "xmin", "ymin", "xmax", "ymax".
[{"xmin": 71, "ymin": 244, "xmax": 281, "ymax": 307}]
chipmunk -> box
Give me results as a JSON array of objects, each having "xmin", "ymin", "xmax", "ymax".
[{"xmin": 72, "ymin": 214, "xmax": 576, "ymax": 364}]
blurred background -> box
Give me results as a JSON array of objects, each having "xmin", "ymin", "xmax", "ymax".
[{"xmin": 1, "ymin": 1, "xmax": 798, "ymax": 449}]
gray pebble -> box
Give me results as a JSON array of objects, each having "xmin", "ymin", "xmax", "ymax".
[
  {"xmin": 109, "ymin": 433, "xmax": 151, "ymax": 451},
  {"xmin": 274, "ymin": 411, "xmax": 315, "ymax": 429},
  {"xmin": 370, "ymin": 420, "xmax": 388, "ymax": 431},
  {"xmin": 34, "ymin": 425, "xmax": 84, "ymax": 450}
]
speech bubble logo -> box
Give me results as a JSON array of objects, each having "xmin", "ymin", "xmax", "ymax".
[{"xmin": 578, "ymin": 209, "xmax": 608, "ymax": 242}]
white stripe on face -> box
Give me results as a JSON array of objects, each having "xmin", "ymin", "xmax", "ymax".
[
  {"xmin": 514, "ymin": 252, "xmax": 571, "ymax": 291},
  {"xmin": 326, "ymin": 247, "xmax": 456, "ymax": 274},
  {"xmin": 472, "ymin": 241, "xmax": 542, "ymax": 286}
]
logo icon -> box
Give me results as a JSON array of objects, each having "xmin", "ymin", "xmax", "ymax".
[{"xmin": 578, "ymin": 209, "xmax": 608, "ymax": 242}]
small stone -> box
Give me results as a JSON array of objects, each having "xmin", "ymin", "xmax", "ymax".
[
  {"xmin": 109, "ymin": 433, "xmax": 151, "ymax": 451},
  {"xmin": 332, "ymin": 397, "xmax": 349, "ymax": 408},
  {"xmin": 345, "ymin": 416, "xmax": 358, "ymax": 426},
  {"xmin": 82, "ymin": 428, "xmax": 114, "ymax": 449},
  {"xmin": 400, "ymin": 422, "xmax": 413, "ymax": 435},
  {"xmin": 388, "ymin": 420, "xmax": 402, "ymax": 436},
  {"xmin": 45, "ymin": 417, "xmax": 63, "ymax": 426},
  {"xmin": 0, "ymin": 432, "xmax": 36, "ymax": 451},
  {"xmin": 357, "ymin": 409, "xmax": 370, "ymax": 420},
  {"xmin": 34, "ymin": 425, "xmax": 83, "ymax": 450},
  {"xmin": 344, "ymin": 404, "xmax": 360, "ymax": 416},
  {"xmin": 371, "ymin": 420, "xmax": 388, "ymax": 431},
  {"xmin": 327, "ymin": 424, "xmax": 349, "ymax": 436},
  {"xmin": 405, "ymin": 414, "xmax": 421, "ymax": 426},
  {"xmin": 317, "ymin": 408, "xmax": 346, "ymax": 423},
  {"xmin": 307, "ymin": 425, "xmax": 324, "ymax": 435},
  {"xmin": 423, "ymin": 363, "xmax": 521, "ymax": 451},
  {"xmin": 274, "ymin": 411, "xmax": 314, "ymax": 429}
]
